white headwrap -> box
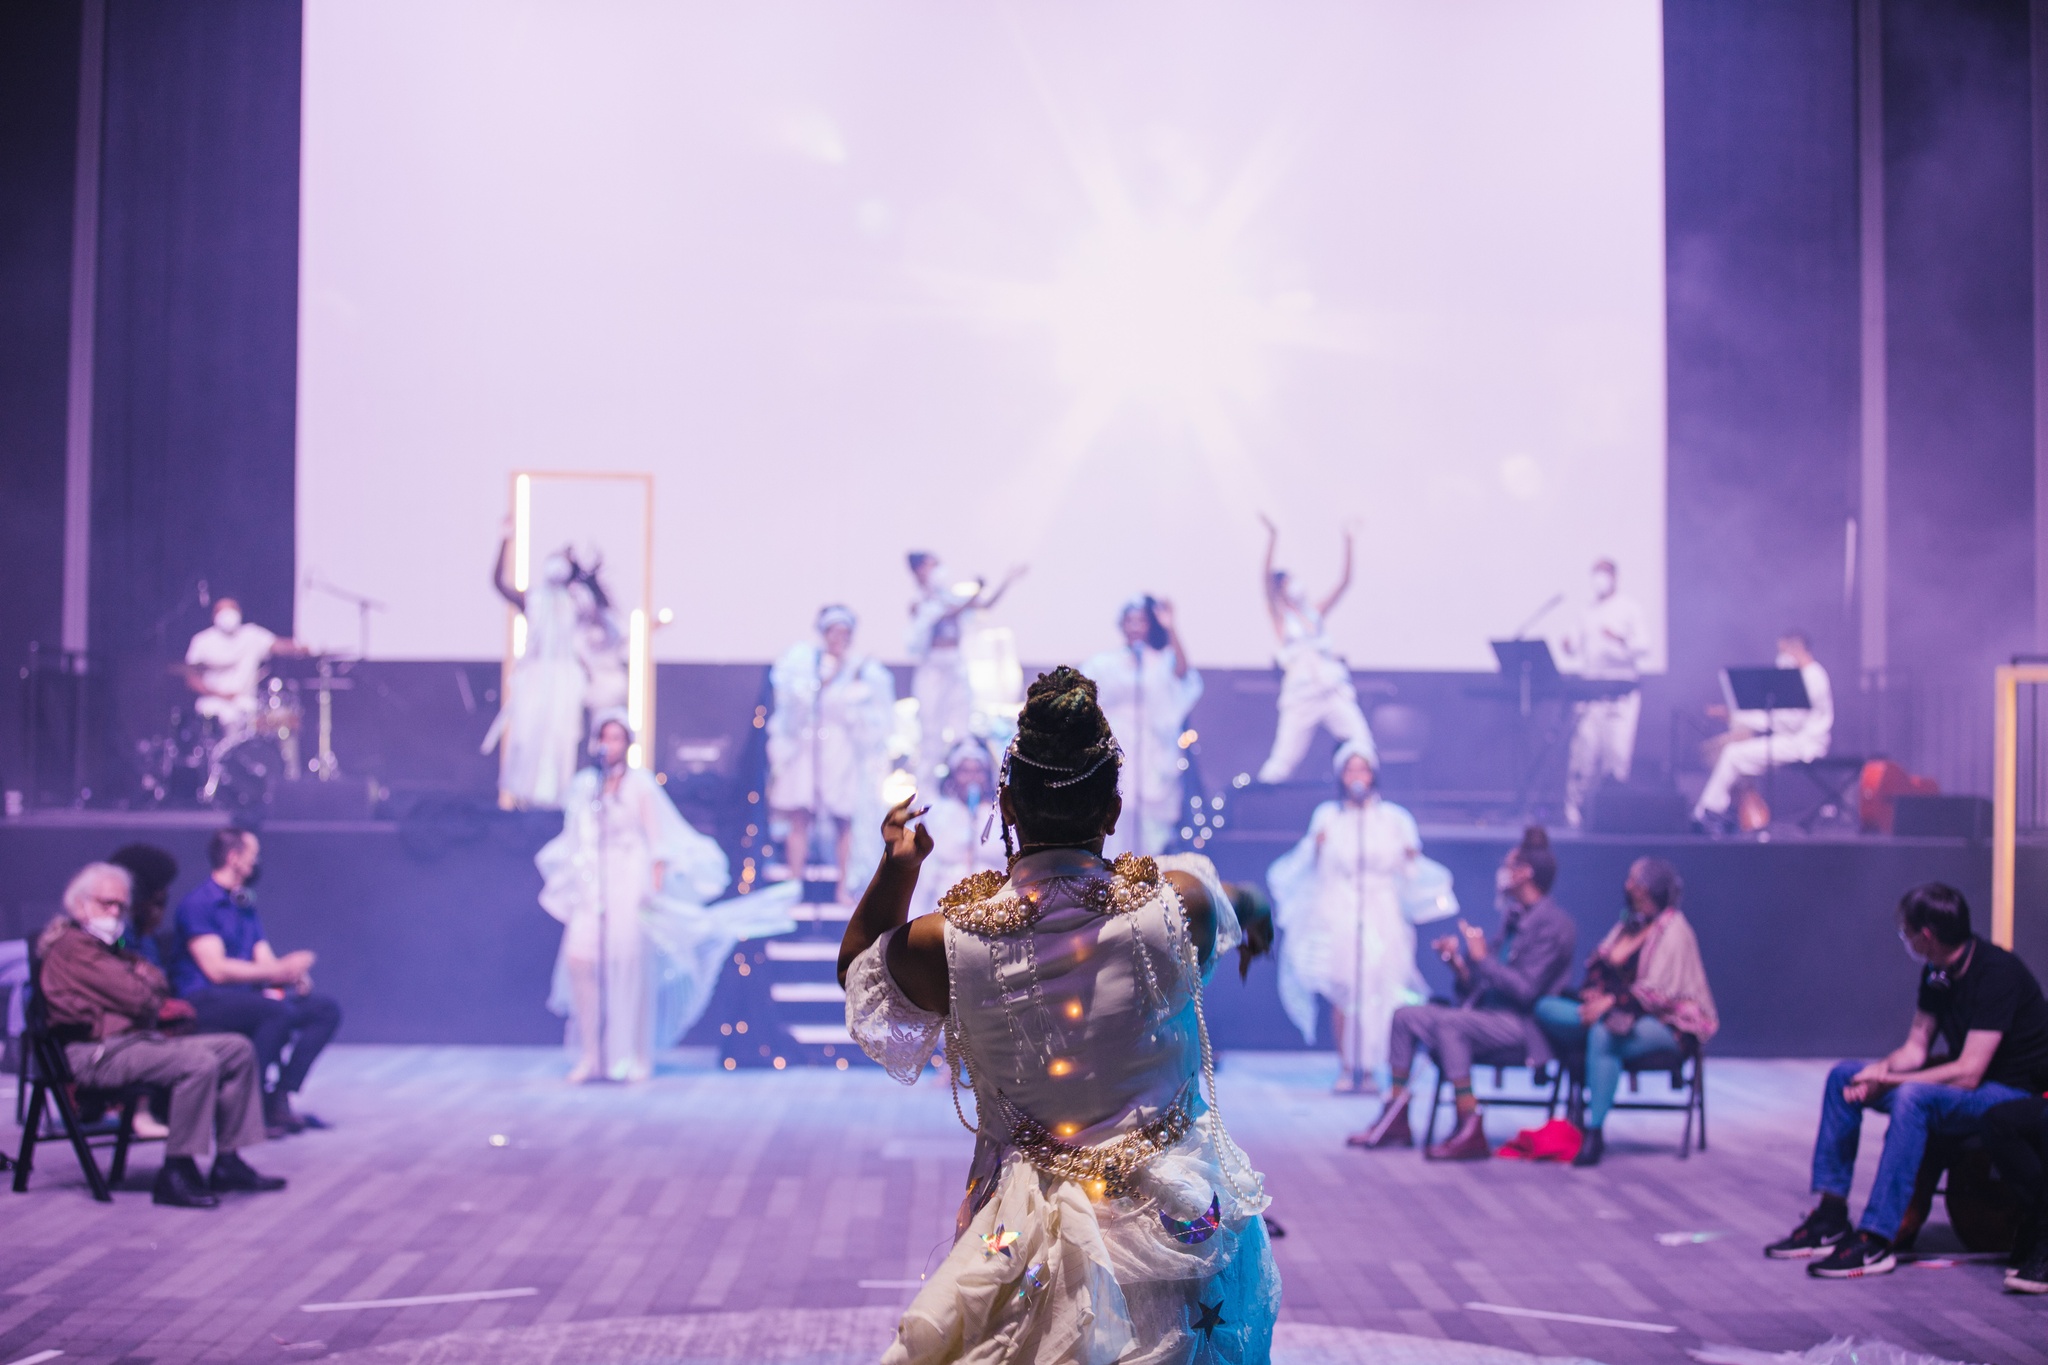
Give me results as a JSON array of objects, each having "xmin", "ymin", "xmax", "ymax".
[
  {"xmin": 815, "ymin": 604, "xmax": 857, "ymax": 633},
  {"xmin": 1332, "ymin": 738, "xmax": 1376, "ymax": 775}
]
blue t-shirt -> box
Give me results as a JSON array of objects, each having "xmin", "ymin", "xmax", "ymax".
[{"xmin": 168, "ymin": 879, "xmax": 267, "ymax": 997}]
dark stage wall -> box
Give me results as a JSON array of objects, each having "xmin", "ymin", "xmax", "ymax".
[{"xmin": 1, "ymin": 815, "xmax": 2041, "ymax": 1060}]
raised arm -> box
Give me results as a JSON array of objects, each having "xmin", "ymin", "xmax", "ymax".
[
  {"xmin": 1319, "ymin": 529, "xmax": 1354, "ymax": 618},
  {"xmin": 974, "ymin": 564, "xmax": 1028, "ymax": 611},
  {"xmin": 1155, "ymin": 599, "xmax": 1190, "ymax": 680},
  {"xmin": 492, "ymin": 537, "xmax": 524, "ymax": 611},
  {"xmin": 837, "ymin": 799, "xmax": 948, "ymax": 1011}
]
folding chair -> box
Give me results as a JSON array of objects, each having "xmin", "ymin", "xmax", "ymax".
[
  {"xmin": 1422, "ymin": 1045, "xmax": 1567, "ymax": 1148},
  {"xmin": 11, "ymin": 951, "xmax": 161, "ymax": 1201},
  {"xmin": 1566, "ymin": 1033, "xmax": 1707, "ymax": 1158}
]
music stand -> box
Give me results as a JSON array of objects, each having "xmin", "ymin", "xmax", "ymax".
[
  {"xmin": 1491, "ymin": 639, "xmax": 1560, "ymax": 719},
  {"xmin": 1720, "ymin": 666, "xmax": 1810, "ymax": 829}
]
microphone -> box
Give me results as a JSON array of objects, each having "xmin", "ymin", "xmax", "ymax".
[{"xmin": 1513, "ymin": 593, "xmax": 1565, "ymax": 639}]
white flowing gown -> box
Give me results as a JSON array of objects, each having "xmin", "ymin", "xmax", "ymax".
[
  {"xmin": 537, "ymin": 766, "xmax": 796, "ymax": 1077},
  {"xmin": 1265, "ymin": 797, "xmax": 1426, "ymax": 1069},
  {"xmin": 847, "ymin": 850, "xmax": 1280, "ymax": 1365},
  {"xmin": 483, "ymin": 578, "xmax": 587, "ymax": 810},
  {"xmin": 1082, "ymin": 646, "xmax": 1203, "ymax": 859}
]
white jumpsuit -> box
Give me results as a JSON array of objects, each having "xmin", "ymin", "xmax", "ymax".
[
  {"xmin": 1265, "ymin": 797, "xmax": 1426, "ymax": 1073},
  {"xmin": 1083, "ymin": 644, "xmax": 1204, "ymax": 858},
  {"xmin": 1695, "ymin": 660, "xmax": 1834, "ymax": 818},
  {"xmin": 536, "ymin": 766, "xmax": 795, "ymax": 1079},
  {"xmin": 907, "ymin": 581, "xmax": 979, "ymax": 784},
  {"xmin": 1563, "ymin": 590, "xmax": 1649, "ymax": 827},
  {"xmin": 482, "ymin": 578, "xmax": 587, "ymax": 810},
  {"xmin": 846, "ymin": 850, "xmax": 1280, "ymax": 1364},
  {"xmin": 1256, "ymin": 606, "xmax": 1373, "ymax": 782},
  {"xmin": 767, "ymin": 643, "xmax": 897, "ymax": 822}
]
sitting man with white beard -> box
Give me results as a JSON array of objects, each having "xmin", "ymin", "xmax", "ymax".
[{"xmin": 37, "ymin": 862, "xmax": 282, "ymax": 1208}]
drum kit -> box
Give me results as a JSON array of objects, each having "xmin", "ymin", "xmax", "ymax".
[{"xmin": 139, "ymin": 655, "xmax": 354, "ymax": 813}]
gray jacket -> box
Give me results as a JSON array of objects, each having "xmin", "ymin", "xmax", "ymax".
[{"xmin": 1456, "ymin": 894, "xmax": 1577, "ymax": 1064}]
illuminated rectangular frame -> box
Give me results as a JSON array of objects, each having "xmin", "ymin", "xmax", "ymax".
[
  {"xmin": 1990, "ymin": 663, "xmax": 2048, "ymax": 950},
  {"xmin": 505, "ymin": 470, "xmax": 657, "ymax": 771}
]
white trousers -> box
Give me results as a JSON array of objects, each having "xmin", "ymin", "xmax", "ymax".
[
  {"xmin": 912, "ymin": 650, "xmax": 973, "ymax": 784},
  {"xmin": 1258, "ymin": 685, "xmax": 1373, "ymax": 782},
  {"xmin": 1695, "ymin": 734, "xmax": 1822, "ymax": 817},
  {"xmin": 1565, "ymin": 691, "xmax": 1641, "ymax": 826}
]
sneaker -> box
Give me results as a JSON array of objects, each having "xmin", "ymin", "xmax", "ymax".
[
  {"xmin": 2008, "ymin": 1245, "xmax": 2048, "ymax": 1294},
  {"xmin": 1764, "ymin": 1201, "xmax": 1851, "ymax": 1259},
  {"xmin": 1808, "ymin": 1229, "xmax": 1896, "ymax": 1279}
]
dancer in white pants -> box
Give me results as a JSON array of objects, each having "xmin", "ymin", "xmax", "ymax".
[
  {"xmin": 1256, "ymin": 515, "xmax": 1373, "ymax": 782},
  {"xmin": 1694, "ymin": 632, "xmax": 1834, "ymax": 826},
  {"xmin": 1561, "ymin": 558, "xmax": 1651, "ymax": 827}
]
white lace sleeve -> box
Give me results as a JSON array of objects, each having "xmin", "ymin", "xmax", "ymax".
[{"xmin": 844, "ymin": 927, "xmax": 946, "ymax": 1085}]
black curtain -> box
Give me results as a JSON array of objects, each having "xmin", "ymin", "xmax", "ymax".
[{"xmin": 87, "ymin": 0, "xmax": 302, "ymax": 794}]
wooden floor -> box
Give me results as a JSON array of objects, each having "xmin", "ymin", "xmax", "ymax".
[{"xmin": 2, "ymin": 1048, "xmax": 2042, "ymax": 1365}]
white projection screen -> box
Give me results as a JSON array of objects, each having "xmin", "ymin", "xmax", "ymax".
[{"xmin": 296, "ymin": 0, "xmax": 1665, "ymax": 670}]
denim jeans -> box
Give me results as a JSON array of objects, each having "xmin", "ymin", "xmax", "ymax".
[
  {"xmin": 1532, "ymin": 995, "xmax": 1682, "ymax": 1128},
  {"xmin": 1810, "ymin": 1059, "xmax": 2034, "ymax": 1238}
]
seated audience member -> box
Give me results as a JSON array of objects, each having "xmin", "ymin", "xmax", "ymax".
[
  {"xmin": 1984, "ymin": 1095, "xmax": 2048, "ymax": 1293},
  {"xmin": 38, "ymin": 862, "xmax": 282, "ymax": 1208},
  {"xmin": 105, "ymin": 843, "xmax": 185, "ymax": 1140},
  {"xmin": 1534, "ymin": 856, "xmax": 1718, "ymax": 1170},
  {"xmin": 1765, "ymin": 883, "xmax": 2048, "ymax": 1278},
  {"xmin": 108, "ymin": 842, "xmax": 180, "ymax": 970},
  {"xmin": 168, "ymin": 827, "xmax": 342, "ymax": 1137},
  {"xmin": 1349, "ymin": 826, "xmax": 1577, "ymax": 1159}
]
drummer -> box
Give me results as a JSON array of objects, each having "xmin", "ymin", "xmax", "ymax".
[{"xmin": 184, "ymin": 598, "xmax": 305, "ymax": 730}]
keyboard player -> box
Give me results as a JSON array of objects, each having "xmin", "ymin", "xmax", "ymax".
[{"xmin": 1559, "ymin": 558, "xmax": 1650, "ymax": 828}]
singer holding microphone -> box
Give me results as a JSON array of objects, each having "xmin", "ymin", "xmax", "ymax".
[
  {"xmin": 1559, "ymin": 558, "xmax": 1650, "ymax": 829},
  {"xmin": 1083, "ymin": 596, "xmax": 1201, "ymax": 857}
]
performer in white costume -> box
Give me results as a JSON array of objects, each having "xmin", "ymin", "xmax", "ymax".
[
  {"xmin": 483, "ymin": 536, "xmax": 588, "ymax": 810},
  {"xmin": 1266, "ymin": 741, "xmax": 1426, "ymax": 1093},
  {"xmin": 537, "ymin": 714, "xmax": 795, "ymax": 1082},
  {"xmin": 1084, "ymin": 596, "xmax": 1202, "ymax": 858},
  {"xmin": 1693, "ymin": 631, "xmax": 1834, "ymax": 829},
  {"xmin": 840, "ymin": 669, "xmax": 1279, "ymax": 1364},
  {"xmin": 1255, "ymin": 516, "xmax": 1374, "ymax": 782},
  {"xmin": 768, "ymin": 605, "xmax": 897, "ymax": 898},
  {"xmin": 908, "ymin": 738, "xmax": 1006, "ymax": 921},
  {"xmin": 906, "ymin": 553, "xmax": 1025, "ymax": 783},
  {"xmin": 1560, "ymin": 558, "xmax": 1651, "ymax": 828}
]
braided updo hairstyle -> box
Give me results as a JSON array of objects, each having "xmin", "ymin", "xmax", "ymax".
[{"xmin": 1006, "ymin": 666, "xmax": 1122, "ymax": 846}]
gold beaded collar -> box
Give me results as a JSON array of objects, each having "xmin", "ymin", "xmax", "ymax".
[{"xmin": 939, "ymin": 853, "xmax": 1161, "ymax": 936}]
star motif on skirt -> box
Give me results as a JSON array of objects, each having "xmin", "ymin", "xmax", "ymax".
[
  {"xmin": 981, "ymin": 1224, "xmax": 1019, "ymax": 1260},
  {"xmin": 1193, "ymin": 1300, "xmax": 1227, "ymax": 1338}
]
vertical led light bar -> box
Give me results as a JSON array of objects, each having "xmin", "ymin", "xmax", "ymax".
[
  {"xmin": 627, "ymin": 607, "xmax": 649, "ymax": 768},
  {"xmin": 511, "ymin": 473, "xmax": 531, "ymax": 658}
]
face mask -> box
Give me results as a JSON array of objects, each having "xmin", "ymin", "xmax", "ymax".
[
  {"xmin": 1622, "ymin": 891, "xmax": 1655, "ymax": 929},
  {"xmin": 84, "ymin": 914, "xmax": 124, "ymax": 945},
  {"xmin": 215, "ymin": 608, "xmax": 242, "ymax": 631},
  {"xmin": 1344, "ymin": 779, "xmax": 1372, "ymax": 801},
  {"xmin": 1495, "ymin": 865, "xmax": 1516, "ymax": 892},
  {"xmin": 1592, "ymin": 571, "xmax": 1615, "ymax": 598},
  {"xmin": 1775, "ymin": 652, "xmax": 1796, "ymax": 669},
  {"xmin": 961, "ymin": 783, "xmax": 985, "ymax": 807},
  {"xmin": 242, "ymin": 862, "xmax": 263, "ymax": 889}
]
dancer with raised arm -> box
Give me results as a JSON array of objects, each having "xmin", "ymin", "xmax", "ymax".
[
  {"xmin": 1084, "ymin": 596, "xmax": 1202, "ymax": 858},
  {"xmin": 839, "ymin": 668, "xmax": 1279, "ymax": 1364},
  {"xmin": 905, "ymin": 552, "xmax": 1026, "ymax": 783},
  {"xmin": 767, "ymin": 605, "xmax": 897, "ymax": 898},
  {"xmin": 1255, "ymin": 515, "xmax": 1374, "ymax": 783},
  {"xmin": 483, "ymin": 531, "xmax": 589, "ymax": 809},
  {"xmin": 1266, "ymin": 741, "xmax": 1426, "ymax": 1094}
]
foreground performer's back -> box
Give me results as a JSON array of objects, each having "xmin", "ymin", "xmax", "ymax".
[{"xmin": 841, "ymin": 667, "xmax": 1280, "ymax": 1364}]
